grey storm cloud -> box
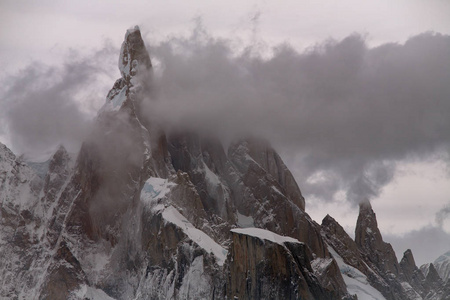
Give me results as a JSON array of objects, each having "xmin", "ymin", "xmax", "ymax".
[
  {"xmin": 140, "ymin": 27, "xmax": 450, "ymax": 204},
  {"xmin": 436, "ymin": 204, "xmax": 450, "ymax": 228},
  {"xmin": 0, "ymin": 44, "xmax": 117, "ymax": 158},
  {"xmin": 385, "ymin": 226, "xmax": 450, "ymax": 266},
  {"xmin": 2, "ymin": 25, "xmax": 450, "ymax": 207}
]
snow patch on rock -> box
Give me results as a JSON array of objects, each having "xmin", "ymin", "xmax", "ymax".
[
  {"xmin": 178, "ymin": 255, "xmax": 211, "ymax": 299},
  {"xmin": 236, "ymin": 211, "xmax": 255, "ymax": 228},
  {"xmin": 328, "ymin": 246, "xmax": 387, "ymax": 300},
  {"xmin": 231, "ymin": 227, "xmax": 300, "ymax": 245},
  {"xmin": 141, "ymin": 177, "xmax": 176, "ymax": 206},
  {"xmin": 162, "ymin": 206, "xmax": 227, "ymax": 266},
  {"xmin": 72, "ymin": 284, "xmax": 116, "ymax": 300}
]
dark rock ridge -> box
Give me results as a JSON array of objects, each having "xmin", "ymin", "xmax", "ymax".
[
  {"xmin": 322, "ymin": 200, "xmax": 449, "ymax": 300},
  {"xmin": 0, "ymin": 26, "xmax": 448, "ymax": 300},
  {"xmin": 421, "ymin": 251, "xmax": 450, "ymax": 283},
  {"xmin": 227, "ymin": 228, "xmax": 348, "ymax": 300}
]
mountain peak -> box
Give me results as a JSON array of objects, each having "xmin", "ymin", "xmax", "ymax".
[
  {"xmin": 359, "ymin": 199, "xmax": 372, "ymax": 210},
  {"xmin": 119, "ymin": 25, "xmax": 152, "ymax": 83},
  {"xmin": 355, "ymin": 199, "xmax": 380, "ymax": 244},
  {"xmin": 102, "ymin": 26, "xmax": 152, "ymax": 112},
  {"xmin": 400, "ymin": 249, "xmax": 418, "ymax": 282},
  {"xmin": 355, "ymin": 199, "xmax": 400, "ymax": 276}
]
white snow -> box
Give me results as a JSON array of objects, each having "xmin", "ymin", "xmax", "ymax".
[
  {"xmin": 99, "ymin": 85, "xmax": 127, "ymax": 113},
  {"xmin": 203, "ymin": 164, "xmax": 220, "ymax": 186},
  {"xmin": 119, "ymin": 43, "xmax": 130, "ymax": 78},
  {"xmin": 118, "ymin": 26, "xmax": 140, "ymax": 79},
  {"xmin": 328, "ymin": 246, "xmax": 387, "ymax": 300},
  {"xmin": 83, "ymin": 250, "xmax": 110, "ymax": 283},
  {"xmin": 420, "ymin": 263, "xmax": 431, "ymax": 277},
  {"xmin": 434, "ymin": 250, "xmax": 450, "ymax": 281},
  {"xmin": 244, "ymin": 153, "xmax": 258, "ymax": 165},
  {"xmin": 230, "ymin": 227, "xmax": 300, "ymax": 245},
  {"xmin": 140, "ymin": 177, "xmax": 228, "ymax": 265},
  {"xmin": 311, "ymin": 257, "xmax": 333, "ymax": 273},
  {"xmin": 111, "ymin": 86, "xmax": 127, "ymax": 110},
  {"xmin": 72, "ymin": 285, "xmax": 116, "ymax": 300},
  {"xmin": 400, "ymin": 282, "xmax": 422, "ymax": 300},
  {"xmin": 271, "ymin": 185, "xmax": 284, "ymax": 196},
  {"xmin": 236, "ymin": 211, "xmax": 255, "ymax": 228},
  {"xmin": 162, "ymin": 206, "xmax": 227, "ymax": 266},
  {"xmin": 141, "ymin": 177, "xmax": 176, "ymax": 206},
  {"xmin": 344, "ymin": 276, "xmax": 387, "ymax": 300},
  {"xmin": 178, "ymin": 255, "xmax": 211, "ymax": 299}
]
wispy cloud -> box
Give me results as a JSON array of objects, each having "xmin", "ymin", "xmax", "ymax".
[
  {"xmin": 142, "ymin": 26, "xmax": 450, "ymax": 204},
  {"xmin": 0, "ymin": 44, "xmax": 118, "ymax": 158},
  {"xmin": 2, "ymin": 24, "xmax": 449, "ymax": 208}
]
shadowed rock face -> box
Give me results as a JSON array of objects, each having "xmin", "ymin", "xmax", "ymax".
[
  {"xmin": 227, "ymin": 230, "xmax": 348, "ymax": 300},
  {"xmin": 356, "ymin": 200, "xmax": 400, "ymax": 277},
  {"xmin": 234, "ymin": 138, "xmax": 306, "ymax": 211},
  {"xmin": 322, "ymin": 214, "xmax": 367, "ymax": 272},
  {"xmin": 322, "ymin": 200, "xmax": 450, "ymax": 300},
  {"xmin": 119, "ymin": 26, "xmax": 152, "ymax": 83}
]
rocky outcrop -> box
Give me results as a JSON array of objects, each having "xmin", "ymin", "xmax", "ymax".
[
  {"xmin": 0, "ymin": 142, "xmax": 46, "ymax": 298},
  {"xmin": 40, "ymin": 241, "xmax": 87, "ymax": 300},
  {"xmin": 322, "ymin": 199, "xmax": 450, "ymax": 300},
  {"xmin": 322, "ymin": 212, "xmax": 398, "ymax": 299},
  {"xmin": 428, "ymin": 251, "xmax": 450, "ymax": 282},
  {"xmin": 228, "ymin": 139, "xmax": 328, "ymax": 258},
  {"xmin": 399, "ymin": 249, "xmax": 429, "ymax": 297},
  {"xmin": 355, "ymin": 200, "xmax": 400, "ymax": 278},
  {"xmin": 230, "ymin": 138, "xmax": 305, "ymax": 211},
  {"xmin": 227, "ymin": 228, "xmax": 348, "ymax": 300},
  {"xmin": 321, "ymin": 214, "xmax": 366, "ymax": 272}
]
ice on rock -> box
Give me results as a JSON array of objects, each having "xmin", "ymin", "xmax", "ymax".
[
  {"xmin": 328, "ymin": 246, "xmax": 387, "ymax": 300},
  {"xmin": 101, "ymin": 25, "xmax": 151, "ymax": 113},
  {"xmin": 231, "ymin": 227, "xmax": 300, "ymax": 245},
  {"xmin": 162, "ymin": 206, "xmax": 228, "ymax": 266},
  {"xmin": 72, "ymin": 285, "xmax": 116, "ymax": 300},
  {"xmin": 141, "ymin": 177, "xmax": 176, "ymax": 205},
  {"xmin": 236, "ymin": 211, "xmax": 255, "ymax": 228},
  {"xmin": 118, "ymin": 25, "xmax": 151, "ymax": 82},
  {"xmin": 111, "ymin": 86, "xmax": 127, "ymax": 110}
]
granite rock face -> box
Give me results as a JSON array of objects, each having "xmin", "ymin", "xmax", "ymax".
[
  {"xmin": 322, "ymin": 201, "xmax": 449, "ymax": 300},
  {"xmin": 227, "ymin": 228, "xmax": 348, "ymax": 300}
]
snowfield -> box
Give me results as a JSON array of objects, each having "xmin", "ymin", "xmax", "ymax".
[{"xmin": 328, "ymin": 246, "xmax": 387, "ymax": 300}]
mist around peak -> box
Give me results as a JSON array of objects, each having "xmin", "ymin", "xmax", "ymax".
[{"xmin": 1, "ymin": 24, "xmax": 450, "ymax": 212}]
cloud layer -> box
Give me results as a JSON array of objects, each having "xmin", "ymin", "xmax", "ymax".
[
  {"xmin": 142, "ymin": 28, "xmax": 450, "ymax": 205},
  {"xmin": 1, "ymin": 26, "xmax": 449, "ymax": 213},
  {"xmin": 0, "ymin": 45, "xmax": 117, "ymax": 159}
]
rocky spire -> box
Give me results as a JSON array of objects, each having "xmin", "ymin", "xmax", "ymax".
[
  {"xmin": 400, "ymin": 249, "xmax": 417, "ymax": 282},
  {"xmin": 119, "ymin": 26, "xmax": 152, "ymax": 83},
  {"xmin": 355, "ymin": 200, "xmax": 383, "ymax": 249},
  {"xmin": 228, "ymin": 138, "xmax": 305, "ymax": 211},
  {"xmin": 398, "ymin": 248, "xmax": 430, "ymax": 298},
  {"xmin": 426, "ymin": 263, "xmax": 443, "ymax": 284},
  {"xmin": 104, "ymin": 26, "xmax": 152, "ymax": 111},
  {"xmin": 321, "ymin": 214, "xmax": 364, "ymax": 269},
  {"xmin": 355, "ymin": 200, "xmax": 400, "ymax": 276}
]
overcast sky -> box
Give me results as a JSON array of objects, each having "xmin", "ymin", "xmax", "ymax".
[{"xmin": 1, "ymin": 0, "xmax": 449, "ymax": 265}]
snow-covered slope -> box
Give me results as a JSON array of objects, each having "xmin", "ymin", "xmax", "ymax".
[
  {"xmin": 433, "ymin": 251, "xmax": 450, "ymax": 281},
  {"xmin": 328, "ymin": 247, "xmax": 387, "ymax": 300}
]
